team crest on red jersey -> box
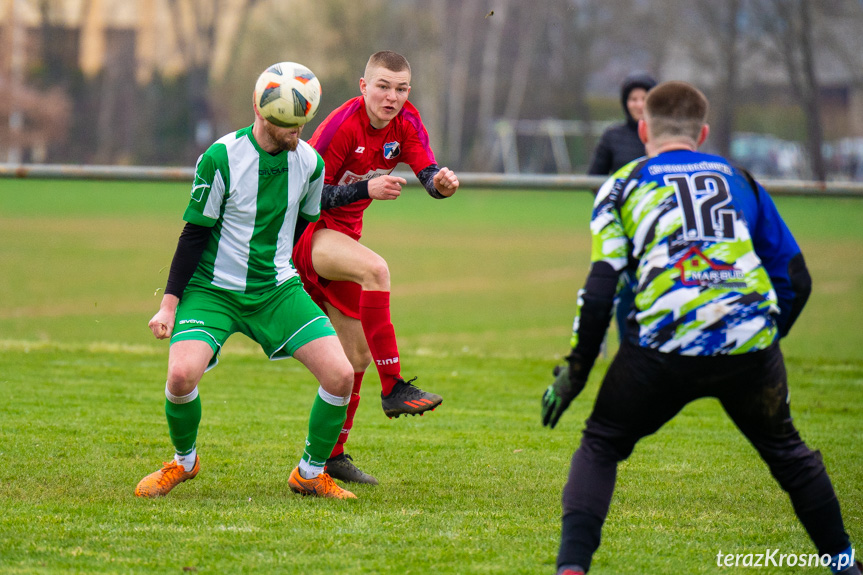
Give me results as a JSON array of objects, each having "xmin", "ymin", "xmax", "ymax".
[{"xmin": 383, "ymin": 141, "xmax": 401, "ymax": 159}]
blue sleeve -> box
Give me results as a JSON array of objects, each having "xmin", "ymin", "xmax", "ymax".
[{"xmin": 746, "ymin": 183, "xmax": 810, "ymax": 335}]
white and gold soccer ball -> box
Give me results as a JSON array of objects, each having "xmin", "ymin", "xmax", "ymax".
[{"xmin": 254, "ymin": 62, "xmax": 322, "ymax": 128}]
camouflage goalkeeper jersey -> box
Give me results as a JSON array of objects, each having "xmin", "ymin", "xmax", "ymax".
[{"xmin": 585, "ymin": 149, "xmax": 801, "ymax": 356}]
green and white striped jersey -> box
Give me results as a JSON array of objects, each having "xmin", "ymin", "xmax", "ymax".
[{"xmin": 183, "ymin": 125, "xmax": 324, "ymax": 293}]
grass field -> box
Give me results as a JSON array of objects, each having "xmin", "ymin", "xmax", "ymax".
[{"xmin": 0, "ymin": 180, "xmax": 861, "ymax": 574}]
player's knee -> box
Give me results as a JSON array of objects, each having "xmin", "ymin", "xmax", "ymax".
[
  {"xmin": 767, "ymin": 445, "xmax": 827, "ymax": 492},
  {"xmin": 582, "ymin": 426, "xmax": 636, "ymax": 463},
  {"xmin": 337, "ymin": 369, "xmax": 354, "ymax": 397},
  {"xmin": 324, "ymin": 364, "xmax": 354, "ymax": 397},
  {"xmin": 166, "ymin": 362, "xmax": 202, "ymax": 393},
  {"xmin": 361, "ymin": 256, "xmax": 390, "ymax": 290},
  {"xmin": 350, "ymin": 347, "xmax": 373, "ymax": 372}
]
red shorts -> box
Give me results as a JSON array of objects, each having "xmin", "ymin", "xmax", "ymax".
[{"xmin": 292, "ymin": 220, "xmax": 363, "ymax": 320}]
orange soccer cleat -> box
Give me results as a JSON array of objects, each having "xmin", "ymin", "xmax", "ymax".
[
  {"xmin": 135, "ymin": 457, "xmax": 200, "ymax": 498},
  {"xmin": 288, "ymin": 467, "xmax": 357, "ymax": 499}
]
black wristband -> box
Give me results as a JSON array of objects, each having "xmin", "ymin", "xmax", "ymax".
[{"xmin": 417, "ymin": 165, "xmax": 447, "ymax": 199}]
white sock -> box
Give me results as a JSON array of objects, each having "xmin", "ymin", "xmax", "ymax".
[
  {"xmin": 298, "ymin": 459, "xmax": 323, "ymax": 480},
  {"xmin": 175, "ymin": 449, "xmax": 197, "ymax": 472}
]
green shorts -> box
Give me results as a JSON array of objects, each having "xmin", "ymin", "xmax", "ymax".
[{"xmin": 171, "ymin": 277, "xmax": 335, "ymax": 370}]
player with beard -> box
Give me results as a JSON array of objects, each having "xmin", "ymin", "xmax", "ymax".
[{"xmin": 136, "ymin": 63, "xmax": 357, "ymax": 500}]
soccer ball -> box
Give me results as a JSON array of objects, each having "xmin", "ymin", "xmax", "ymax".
[{"xmin": 254, "ymin": 62, "xmax": 322, "ymax": 128}]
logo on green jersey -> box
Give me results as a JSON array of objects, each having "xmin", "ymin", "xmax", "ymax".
[
  {"xmin": 191, "ymin": 174, "xmax": 210, "ymax": 202},
  {"xmin": 259, "ymin": 166, "xmax": 289, "ymax": 176},
  {"xmin": 674, "ymin": 246, "xmax": 747, "ymax": 289}
]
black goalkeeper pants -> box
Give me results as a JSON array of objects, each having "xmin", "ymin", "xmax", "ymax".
[{"xmin": 558, "ymin": 342, "xmax": 851, "ymax": 572}]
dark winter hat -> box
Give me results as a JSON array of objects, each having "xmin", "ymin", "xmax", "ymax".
[{"xmin": 620, "ymin": 72, "xmax": 657, "ymax": 121}]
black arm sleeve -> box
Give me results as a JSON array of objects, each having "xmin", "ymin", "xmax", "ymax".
[
  {"xmin": 417, "ymin": 165, "xmax": 447, "ymax": 199},
  {"xmin": 779, "ymin": 252, "xmax": 812, "ymax": 337},
  {"xmin": 164, "ymin": 222, "xmax": 211, "ymax": 298},
  {"xmin": 294, "ymin": 180, "xmax": 372, "ymax": 244},
  {"xmin": 568, "ymin": 261, "xmax": 619, "ymax": 380},
  {"xmin": 320, "ymin": 180, "xmax": 370, "ymax": 210},
  {"xmin": 293, "ymin": 218, "xmax": 311, "ymax": 246}
]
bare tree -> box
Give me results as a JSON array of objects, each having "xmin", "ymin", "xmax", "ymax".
[
  {"xmin": 634, "ymin": 0, "xmax": 675, "ymax": 81},
  {"xmin": 691, "ymin": 0, "xmax": 743, "ymax": 156},
  {"xmin": 754, "ymin": 0, "xmax": 826, "ymax": 180},
  {"xmin": 395, "ymin": 0, "xmax": 448, "ymax": 149},
  {"xmin": 549, "ymin": 0, "xmax": 635, "ymax": 171},
  {"xmin": 468, "ymin": 1, "xmax": 509, "ymax": 170},
  {"xmin": 166, "ymin": 0, "xmax": 262, "ymax": 156},
  {"xmin": 563, "ymin": 0, "xmax": 602, "ymax": 129},
  {"xmin": 214, "ymin": 0, "xmax": 387, "ymax": 132},
  {"xmin": 93, "ymin": 33, "xmax": 136, "ymax": 163},
  {"xmin": 445, "ymin": 0, "xmax": 482, "ymax": 164},
  {"xmin": 502, "ymin": 5, "xmax": 545, "ymax": 121}
]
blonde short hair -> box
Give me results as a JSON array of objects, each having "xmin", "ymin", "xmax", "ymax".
[
  {"xmin": 644, "ymin": 81, "xmax": 709, "ymax": 142},
  {"xmin": 364, "ymin": 51, "xmax": 411, "ymax": 79}
]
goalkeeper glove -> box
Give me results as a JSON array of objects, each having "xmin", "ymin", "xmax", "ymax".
[{"xmin": 541, "ymin": 361, "xmax": 587, "ymax": 429}]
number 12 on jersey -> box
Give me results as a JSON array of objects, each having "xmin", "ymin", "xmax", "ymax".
[{"xmin": 665, "ymin": 172, "xmax": 738, "ymax": 241}]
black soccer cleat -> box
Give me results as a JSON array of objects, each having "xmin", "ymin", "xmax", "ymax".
[
  {"xmin": 325, "ymin": 453, "xmax": 378, "ymax": 485},
  {"xmin": 381, "ymin": 377, "xmax": 443, "ymax": 418}
]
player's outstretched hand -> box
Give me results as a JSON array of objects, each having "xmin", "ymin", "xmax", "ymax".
[
  {"xmin": 148, "ymin": 307, "xmax": 176, "ymax": 340},
  {"xmin": 541, "ymin": 363, "xmax": 586, "ymax": 429},
  {"xmin": 368, "ymin": 175, "xmax": 406, "ymax": 201},
  {"xmin": 434, "ymin": 167, "xmax": 459, "ymax": 197}
]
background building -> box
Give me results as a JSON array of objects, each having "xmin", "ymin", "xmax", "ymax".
[{"xmin": 2, "ymin": 0, "xmax": 863, "ymax": 179}]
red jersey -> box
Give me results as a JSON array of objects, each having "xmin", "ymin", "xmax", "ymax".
[{"xmin": 308, "ymin": 96, "xmax": 437, "ymax": 240}]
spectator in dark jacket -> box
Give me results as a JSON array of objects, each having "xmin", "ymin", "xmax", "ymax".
[
  {"xmin": 587, "ymin": 73, "xmax": 657, "ymax": 176},
  {"xmin": 587, "ymin": 73, "xmax": 657, "ymax": 344}
]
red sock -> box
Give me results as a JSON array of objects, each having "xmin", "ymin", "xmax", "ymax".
[
  {"xmin": 329, "ymin": 372, "xmax": 364, "ymax": 459},
  {"xmin": 359, "ymin": 290, "xmax": 401, "ymax": 395}
]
